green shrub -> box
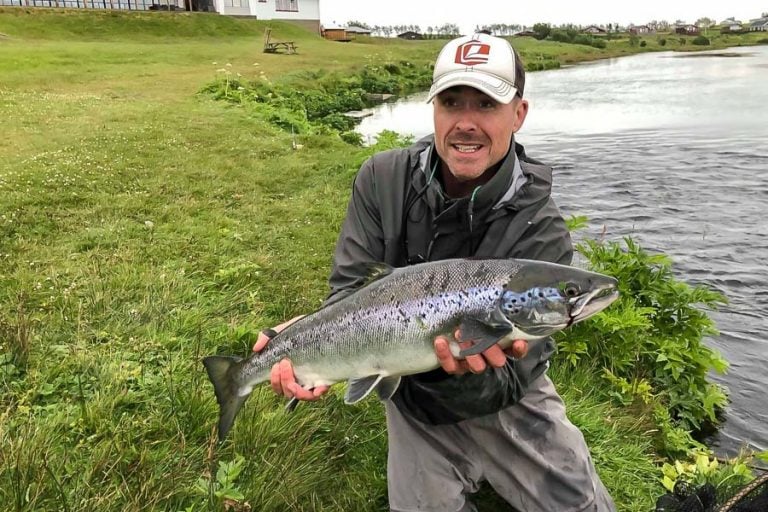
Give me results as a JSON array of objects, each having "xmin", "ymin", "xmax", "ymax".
[
  {"xmin": 525, "ymin": 59, "xmax": 561, "ymax": 71},
  {"xmin": 692, "ymin": 35, "xmax": 711, "ymax": 46},
  {"xmin": 572, "ymin": 34, "xmax": 592, "ymax": 45},
  {"xmin": 556, "ymin": 237, "xmax": 728, "ymax": 453},
  {"xmin": 658, "ymin": 38, "xmax": 667, "ymax": 46},
  {"xmin": 368, "ymin": 130, "xmax": 414, "ymax": 151},
  {"xmin": 339, "ymin": 131, "xmax": 364, "ymax": 146},
  {"xmin": 201, "ymin": 62, "xmax": 432, "ymax": 140},
  {"xmin": 550, "ymin": 30, "xmax": 573, "ymax": 43},
  {"xmin": 640, "ymin": 40, "xmax": 647, "ymax": 47},
  {"xmin": 532, "ymin": 22, "xmax": 551, "ymax": 40},
  {"xmin": 590, "ymin": 38, "xmax": 607, "ymax": 49}
]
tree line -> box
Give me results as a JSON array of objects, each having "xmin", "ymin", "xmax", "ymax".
[
  {"xmin": 345, "ymin": 15, "xmax": 747, "ymax": 39},
  {"xmin": 346, "ymin": 20, "xmax": 460, "ymax": 38}
]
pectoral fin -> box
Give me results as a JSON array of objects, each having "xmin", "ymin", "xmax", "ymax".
[
  {"xmin": 457, "ymin": 317, "xmax": 511, "ymax": 357},
  {"xmin": 345, "ymin": 375, "xmax": 385, "ymax": 404}
]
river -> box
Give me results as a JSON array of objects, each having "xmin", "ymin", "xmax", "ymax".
[{"xmin": 356, "ymin": 46, "xmax": 768, "ymax": 459}]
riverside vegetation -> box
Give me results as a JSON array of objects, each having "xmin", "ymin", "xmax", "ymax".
[{"xmin": 1, "ymin": 8, "xmax": 767, "ymax": 511}]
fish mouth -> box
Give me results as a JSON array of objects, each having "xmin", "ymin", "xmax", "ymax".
[{"xmin": 568, "ymin": 284, "xmax": 619, "ymax": 325}]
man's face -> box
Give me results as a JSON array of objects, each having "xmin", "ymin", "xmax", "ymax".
[{"xmin": 433, "ymin": 86, "xmax": 528, "ymax": 182}]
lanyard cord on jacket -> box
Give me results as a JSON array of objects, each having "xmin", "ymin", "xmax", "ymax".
[{"xmin": 401, "ymin": 151, "xmax": 484, "ymax": 265}]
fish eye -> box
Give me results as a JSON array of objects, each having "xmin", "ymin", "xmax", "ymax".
[{"xmin": 563, "ymin": 283, "xmax": 580, "ymax": 298}]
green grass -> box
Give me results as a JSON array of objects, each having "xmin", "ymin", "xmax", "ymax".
[{"xmin": 1, "ymin": 8, "xmax": 763, "ymax": 511}]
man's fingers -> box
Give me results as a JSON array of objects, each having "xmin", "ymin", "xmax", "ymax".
[
  {"xmin": 287, "ymin": 383, "xmax": 329, "ymax": 401},
  {"xmin": 461, "ymin": 341, "xmax": 486, "ymax": 373},
  {"xmin": 435, "ymin": 337, "xmax": 462, "ymax": 374},
  {"xmin": 454, "ymin": 328, "xmax": 491, "ymax": 373},
  {"xmin": 254, "ymin": 330, "xmax": 273, "ymax": 352},
  {"xmin": 505, "ymin": 339, "xmax": 529, "ymax": 359},
  {"xmin": 482, "ymin": 344, "xmax": 508, "ymax": 368},
  {"xmin": 278, "ymin": 359, "xmax": 295, "ymax": 398},
  {"xmin": 253, "ymin": 315, "xmax": 306, "ymax": 352},
  {"xmin": 312, "ymin": 385, "xmax": 330, "ymax": 398},
  {"xmin": 269, "ymin": 362, "xmax": 282, "ymax": 395}
]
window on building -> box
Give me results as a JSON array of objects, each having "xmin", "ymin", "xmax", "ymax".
[
  {"xmin": 224, "ymin": 0, "xmax": 248, "ymax": 6},
  {"xmin": 275, "ymin": 0, "xmax": 297, "ymax": 11}
]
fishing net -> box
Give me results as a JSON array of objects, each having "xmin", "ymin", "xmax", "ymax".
[{"xmin": 654, "ymin": 472, "xmax": 768, "ymax": 512}]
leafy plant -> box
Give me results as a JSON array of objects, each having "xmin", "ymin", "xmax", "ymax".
[
  {"xmin": 556, "ymin": 237, "xmax": 729, "ymax": 452},
  {"xmin": 660, "ymin": 452, "xmax": 753, "ymax": 498},
  {"xmin": 193, "ymin": 454, "xmax": 248, "ymax": 509}
]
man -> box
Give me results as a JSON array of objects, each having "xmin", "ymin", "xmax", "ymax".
[{"xmin": 254, "ymin": 33, "xmax": 615, "ymax": 511}]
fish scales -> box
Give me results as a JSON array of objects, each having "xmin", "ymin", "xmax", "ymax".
[{"xmin": 237, "ymin": 260, "xmax": 515, "ymax": 388}]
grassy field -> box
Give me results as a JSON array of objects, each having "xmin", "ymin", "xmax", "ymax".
[{"xmin": 1, "ymin": 8, "xmax": 764, "ymax": 511}]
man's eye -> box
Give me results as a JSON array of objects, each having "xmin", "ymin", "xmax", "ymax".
[
  {"xmin": 479, "ymin": 100, "xmax": 497, "ymax": 110},
  {"xmin": 440, "ymin": 97, "xmax": 459, "ymax": 108}
]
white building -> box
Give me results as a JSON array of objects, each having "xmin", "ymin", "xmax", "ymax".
[{"xmin": 214, "ymin": 0, "xmax": 319, "ymax": 32}]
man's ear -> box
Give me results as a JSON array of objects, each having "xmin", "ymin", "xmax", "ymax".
[{"xmin": 512, "ymin": 99, "xmax": 529, "ymax": 133}]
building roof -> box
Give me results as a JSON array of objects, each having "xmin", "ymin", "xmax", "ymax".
[{"xmin": 345, "ymin": 25, "xmax": 372, "ymax": 34}]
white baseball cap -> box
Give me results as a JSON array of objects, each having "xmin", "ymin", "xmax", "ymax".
[{"xmin": 427, "ymin": 33, "xmax": 525, "ymax": 105}]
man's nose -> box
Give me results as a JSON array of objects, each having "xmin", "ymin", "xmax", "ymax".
[{"xmin": 453, "ymin": 109, "xmax": 479, "ymax": 132}]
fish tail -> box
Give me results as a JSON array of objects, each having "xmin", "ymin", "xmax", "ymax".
[{"xmin": 202, "ymin": 355, "xmax": 248, "ymax": 442}]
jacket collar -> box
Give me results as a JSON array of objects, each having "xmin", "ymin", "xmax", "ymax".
[{"xmin": 412, "ymin": 135, "xmax": 553, "ymax": 215}]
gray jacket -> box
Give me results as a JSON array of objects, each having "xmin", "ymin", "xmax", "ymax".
[{"xmin": 324, "ymin": 135, "xmax": 573, "ymax": 424}]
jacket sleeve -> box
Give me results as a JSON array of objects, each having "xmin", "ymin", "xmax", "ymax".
[
  {"xmin": 324, "ymin": 158, "xmax": 386, "ymax": 307},
  {"xmin": 391, "ymin": 198, "xmax": 574, "ymax": 425}
]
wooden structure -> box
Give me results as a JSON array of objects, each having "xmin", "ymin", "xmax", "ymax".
[
  {"xmin": 263, "ymin": 28, "xmax": 298, "ymax": 54},
  {"xmin": 322, "ymin": 26, "xmax": 351, "ymax": 41}
]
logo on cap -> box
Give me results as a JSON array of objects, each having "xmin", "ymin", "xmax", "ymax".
[{"xmin": 454, "ymin": 42, "xmax": 491, "ymax": 66}]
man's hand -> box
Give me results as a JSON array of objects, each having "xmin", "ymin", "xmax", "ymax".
[
  {"xmin": 253, "ymin": 315, "xmax": 329, "ymax": 401},
  {"xmin": 435, "ymin": 328, "xmax": 529, "ymax": 375}
]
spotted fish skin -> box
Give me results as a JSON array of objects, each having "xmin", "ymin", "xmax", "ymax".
[{"xmin": 203, "ymin": 258, "xmax": 618, "ymax": 441}]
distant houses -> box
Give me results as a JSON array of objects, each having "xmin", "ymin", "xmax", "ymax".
[
  {"xmin": 397, "ymin": 31, "xmax": 423, "ymax": 40},
  {"xmin": 629, "ymin": 25, "xmax": 654, "ymax": 35},
  {"xmin": 717, "ymin": 15, "xmax": 768, "ymax": 33},
  {"xmin": 748, "ymin": 17, "xmax": 768, "ymax": 31},
  {"xmin": 674, "ymin": 24, "xmax": 700, "ymax": 36},
  {"xmin": 720, "ymin": 19, "xmax": 745, "ymax": 33},
  {"xmin": 583, "ymin": 25, "xmax": 607, "ymax": 35}
]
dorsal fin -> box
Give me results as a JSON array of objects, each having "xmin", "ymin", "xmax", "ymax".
[{"xmin": 361, "ymin": 262, "xmax": 395, "ymax": 286}]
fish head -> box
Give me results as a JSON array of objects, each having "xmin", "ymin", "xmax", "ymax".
[{"xmin": 497, "ymin": 260, "xmax": 619, "ymax": 339}]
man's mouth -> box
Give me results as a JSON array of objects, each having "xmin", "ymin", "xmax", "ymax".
[{"xmin": 451, "ymin": 143, "xmax": 483, "ymax": 154}]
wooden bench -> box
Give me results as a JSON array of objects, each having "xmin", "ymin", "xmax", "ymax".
[{"xmin": 263, "ymin": 28, "xmax": 298, "ymax": 54}]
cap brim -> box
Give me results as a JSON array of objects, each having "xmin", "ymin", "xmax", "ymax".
[{"xmin": 426, "ymin": 71, "xmax": 518, "ymax": 104}]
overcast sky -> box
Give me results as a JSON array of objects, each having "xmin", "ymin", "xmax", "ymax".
[{"xmin": 319, "ymin": 0, "xmax": 767, "ymax": 33}]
